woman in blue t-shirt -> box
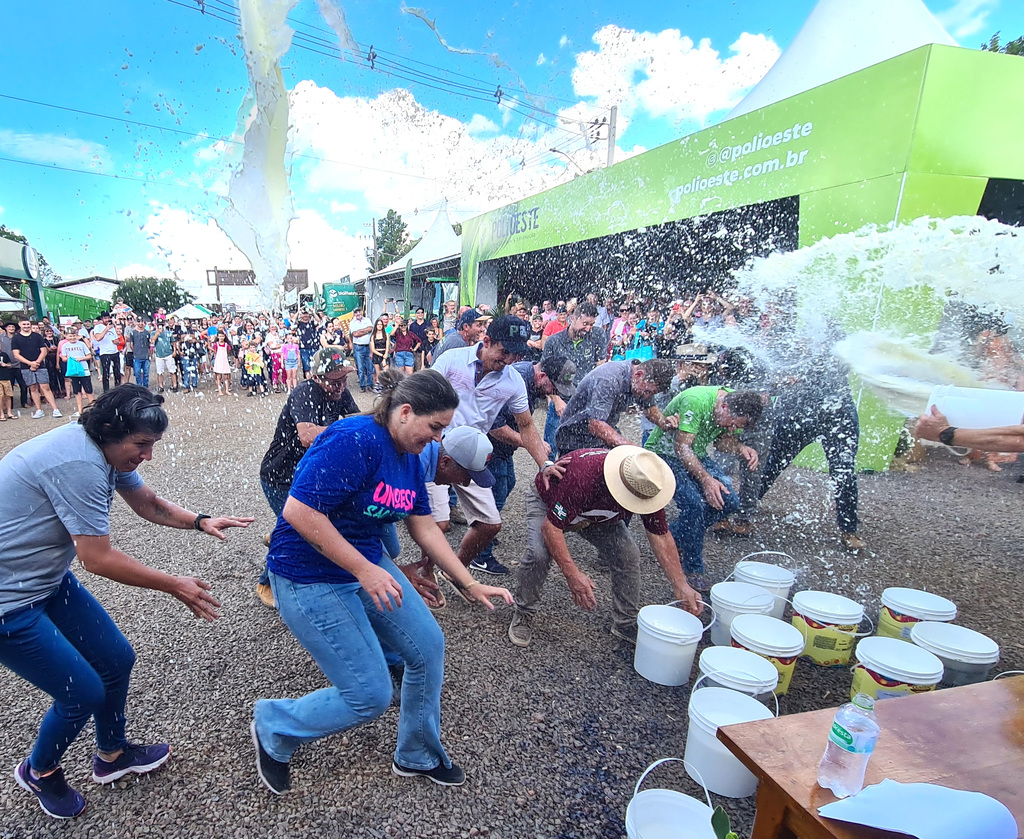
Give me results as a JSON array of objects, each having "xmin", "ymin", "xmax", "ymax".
[{"xmin": 253, "ymin": 369, "xmax": 512, "ymax": 794}]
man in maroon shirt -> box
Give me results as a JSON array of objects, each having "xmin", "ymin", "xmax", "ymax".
[{"xmin": 507, "ymin": 446, "xmax": 702, "ymax": 647}]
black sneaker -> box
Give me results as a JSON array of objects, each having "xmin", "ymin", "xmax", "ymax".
[
  {"xmin": 14, "ymin": 759, "xmax": 87, "ymax": 819},
  {"xmin": 251, "ymin": 720, "xmax": 290, "ymax": 794},
  {"xmin": 92, "ymin": 742, "xmax": 171, "ymax": 784},
  {"xmin": 468, "ymin": 556, "xmax": 509, "ymax": 576},
  {"xmin": 392, "ymin": 760, "xmax": 466, "ymax": 786}
]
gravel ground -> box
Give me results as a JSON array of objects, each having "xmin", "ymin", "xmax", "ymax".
[{"xmin": 1, "ymin": 383, "xmax": 1022, "ymax": 838}]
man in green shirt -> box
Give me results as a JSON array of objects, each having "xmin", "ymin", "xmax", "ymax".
[{"xmin": 645, "ymin": 386, "xmax": 763, "ymax": 590}]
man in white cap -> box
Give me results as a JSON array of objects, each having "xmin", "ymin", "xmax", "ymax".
[{"xmin": 507, "ymin": 446, "xmax": 702, "ymax": 647}]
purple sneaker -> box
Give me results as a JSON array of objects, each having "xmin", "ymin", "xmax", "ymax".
[
  {"xmin": 14, "ymin": 759, "xmax": 87, "ymax": 819},
  {"xmin": 91, "ymin": 742, "xmax": 171, "ymax": 784}
]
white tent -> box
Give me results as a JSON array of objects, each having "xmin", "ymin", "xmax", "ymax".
[
  {"xmin": 170, "ymin": 302, "xmax": 215, "ymax": 320},
  {"xmin": 726, "ymin": 0, "xmax": 957, "ymax": 120}
]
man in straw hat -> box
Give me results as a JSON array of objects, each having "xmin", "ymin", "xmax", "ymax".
[{"xmin": 507, "ymin": 446, "xmax": 702, "ymax": 648}]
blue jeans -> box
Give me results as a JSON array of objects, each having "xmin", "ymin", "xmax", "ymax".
[
  {"xmin": 181, "ymin": 359, "xmax": 199, "ymax": 390},
  {"xmin": 300, "ymin": 348, "xmax": 315, "ymax": 375},
  {"xmin": 0, "ymin": 572, "xmax": 135, "ymax": 773},
  {"xmin": 133, "ymin": 357, "xmax": 150, "ymax": 388},
  {"xmin": 543, "ymin": 401, "xmax": 559, "ymax": 459},
  {"xmin": 255, "ymin": 558, "xmax": 450, "ymax": 770},
  {"xmin": 353, "ymin": 344, "xmax": 372, "ymax": 389},
  {"xmin": 475, "ymin": 457, "xmax": 516, "ymax": 565},
  {"xmin": 667, "ymin": 456, "xmax": 740, "ymax": 575},
  {"xmin": 394, "ymin": 350, "xmax": 415, "ymax": 368}
]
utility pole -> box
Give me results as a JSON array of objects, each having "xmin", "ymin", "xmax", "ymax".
[
  {"xmin": 363, "ymin": 219, "xmax": 379, "ymax": 272},
  {"xmin": 606, "ymin": 105, "xmax": 617, "ymax": 168}
]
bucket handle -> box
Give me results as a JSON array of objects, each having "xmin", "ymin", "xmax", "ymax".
[
  {"xmin": 993, "ymin": 670, "xmax": 1024, "ymax": 680},
  {"xmin": 633, "ymin": 757, "xmax": 713, "ymax": 811},
  {"xmin": 665, "ymin": 599, "xmax": 718, "ymax": 639},
  {"xmin": 693, "ymin": 672, "xmax": 779, "ymax": 718},
  {"xmin": 791, "ymin": 610, "xmax": 875, "ymax": 642},
  {"xmin": 740, "ymin": 550, "xmax": 795, "ymax": 568}
]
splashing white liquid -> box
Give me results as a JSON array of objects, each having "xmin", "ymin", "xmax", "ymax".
[
  {"xmin": 217, "ymin": 0, "xmax": 355, "ymax": 306},
  {"xmin": 734, "ymin": 215, "xmax": 1024, "ymax": 413}
]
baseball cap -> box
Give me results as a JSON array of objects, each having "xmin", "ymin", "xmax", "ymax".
[
  {"xmin": 457, "ymin": 308, "xmax": 490, "ymax": 329},
  {"xmin": 310, "ymin": 347, "xmax": 354, "ymax": 377},
  {"xmin": 539, "ymin": 355, "xmax": 578, "ymax": 399},
  {"xmin": 486, "ymin": 315, "xmax": 530, "ymax": 356},
  {"xmin": 441, "ymin": 426, "xmax": 495, "ymax": 488}
]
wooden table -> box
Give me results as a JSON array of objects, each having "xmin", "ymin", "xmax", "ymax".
[{"xmin": 717, "ymin": 675, "xmax": 1024, "ymax": 839}]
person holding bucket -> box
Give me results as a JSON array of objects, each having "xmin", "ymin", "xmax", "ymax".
[
  {"xmin": 915, "ymin": 405, "xmax": 1024, "ymax": 453},
  {"xmin": 507, "ymin": 446, "xmax": 702, "ymax": 648}
]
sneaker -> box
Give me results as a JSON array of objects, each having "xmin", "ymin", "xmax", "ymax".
[
  {"xmin": 449, "ymin": 506, "xmax": 468, "ymax": 526},
  {"xmin": 158, "ymin": 387, "xmax": 165, "ymax": 393},
  {"xmin": 70, "ymin": 411, "xmax": 80, "ymax": 420},
  {"xmin": 840, "ymin": 532, "xmax": 867, "ymax": 551},
  {"xmin": 508, "ymin": 610, "xmax": 533, "ymax": 647},
  {"xmin": 392, "ymin": 760, "xmax": 466, "ymax": 787},
  {"xmin": 251, "ymin": 720, "xmax": 290, "ymax": 794},
  {"xmin": 32, "ymin": 409, "xmax": 45, "ymax": 419},
  {"xmin": 686, "ymin": 573, "xmax": 710, "ymax": 592},
  {"xmin": 256, "ymin": 582, "xmax": 276, "ymax": 609},
  {"xmin": 610, "ymin": 623, "xmax": 638, "ymax": 645},
  {"xmin": 92, "ymin": 742, "xmax": 171, "ymax": 784},
  {"xmin": 52, "ymin": 409, "xmax": 63, "ymax": 418},
  {"xmin": 14, "ymin": 759, "xmax": 86, "ymax": 819},
  {"xmin": 468, "ymin": 555, "xmax": 509, "ymax": 576}
]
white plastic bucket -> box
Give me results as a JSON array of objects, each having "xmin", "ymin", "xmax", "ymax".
[
  {"xmin": 684, "ymin": 687, "xmax": 775, "ymax": 798},
  {"xmin": 729, "ymin": 614, "xmax": 806, "ymax": 695},
  {"xmin": 733, "ymin": 558, "xmax": 795, "ymax": 620},
  {"xmin": 635, "ymin": 603, "xmax": 713, "ymax": 686},
  {"xmin": 709, "ymin": 582, "xmax": 775, "ymax": 647},
  {"xmin": 697, "ymin": 646, "xmax": 779, "ymax": 699},
  {"xmin": 851, "ymin": 636, "xmax": 944, "ymax": 700},
  {"xmin": 927, "ymin": 384, "xmax": 1024, "ymax": 429},
  {"xmin": 791, "ymin": 590, "xmax": 866, "ymax": 667},
  {"xmin": 625, "ymin": 758, "xmax": 715, "ymax": 839},
  {"xmin": 878, "ymin": 587, "xmax": 957, "ymax": 641},
  {"xmin": 910, "ymin": 621, "xmax": 1000, "ymax": 688}
]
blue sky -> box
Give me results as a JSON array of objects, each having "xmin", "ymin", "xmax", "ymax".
[{"xmin": 1, "ymin": 0, "xmax": 1020, "ymax": 301}]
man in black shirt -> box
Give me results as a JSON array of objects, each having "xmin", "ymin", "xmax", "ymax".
[
  {"xmin": 255, "ymin": 348, "xmax": 358, "ymax": 606},
  {"xmin": 12, "ymin": 319, "xmax": 60, "ymax": 418}
]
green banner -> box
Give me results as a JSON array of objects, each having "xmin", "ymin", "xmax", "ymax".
[{"xmin": 322, "ymin": 283, "xmax": 360, "ymax": 318}]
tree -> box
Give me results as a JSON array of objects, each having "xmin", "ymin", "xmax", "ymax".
[
  {"xmin": 117, "ymin": 276, "xmax": 194, "ymax": 318},
  {"xmin": 369, "ymin": 210, "xmax": 417, "ymax": 272},
  {"xmin": 981, "ymin": 32, "xmax": 1024, "ymax": 56}
]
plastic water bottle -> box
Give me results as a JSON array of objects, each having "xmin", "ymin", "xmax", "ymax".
[{"xmin": 816, "ymin": 693, "xmax": 880, "ymax": 798}]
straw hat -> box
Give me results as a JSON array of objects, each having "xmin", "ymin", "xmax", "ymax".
[{"xmin": 603, "ymin": 446, "xmax": 676, "ymax": 515}]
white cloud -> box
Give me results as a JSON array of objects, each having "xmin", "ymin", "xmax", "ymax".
[
  {"xmin": 936, "ymin": 0, "xmax": 998, "ymax": 39},
  {"xmin": 330, "ymin": 200, "xmax": 358, "ymax": 214},
  {"xmin": 571, "ymin": 25, "xmax": 780, "ymax": 129},
  {"xmin": 466, "ymin": 113, "xmax": 500, "ymax": 135},
  {"xmin": 536, "ymin": 53, "xmax": 547, "ymax": 66},
  {"xmin": 0, "ymin": 130, "xmax": 113, "ymax": 171},
  {"xmin": 0, "ymin": 205, "xmax": 4, "ymax": 216},
  {"xmin": 559, "ymin": 35, "xmax": 570, "ymax": 48}
]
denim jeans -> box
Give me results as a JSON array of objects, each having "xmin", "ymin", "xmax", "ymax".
[
  {"xmin": 300, "ymin": 348, "xmax": 315, "ymax": 376},
  {"xmin": 259, "ymin": 480, "xmax": 291, "ymax": 586},
  {"xmin": 0, "ymin": 572, "xmax": 135, "ymax": 773},
  {"xmin": 133, "ymin": 357, "xmax": 150, "ymax": 388},
  {"xmin": 255, "ymin": 557, "xmax": 450, "ymax": 771},
  {"xmin": 353, "ymin": 344, "xmax": 372, "ymax": 390},
  {"xmin": 513, "ymin": 484, "xmax": 640, "ymax": 633},
  {"xmin": 181, "ymin": 359, "xmax": 199, "ymax": 390},
  {"xmin": 475, "ymin": 456, "xmax": 516, "ymax": 566},
  {"xmin": 667, "ymin": 455, "xmax": 740, "ymax": 575},
  {"xmin": 543, "ymin": 400, "xmax": 559, "ymax": 460}
]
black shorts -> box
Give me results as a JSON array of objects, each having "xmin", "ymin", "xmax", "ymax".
[{"xmin": 70, "ymin": 376, "xmax": 94, "ymax": 395}]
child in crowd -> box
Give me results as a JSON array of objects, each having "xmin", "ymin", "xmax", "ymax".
[
  {"xmin": 59, "ymin": 328, "xmax": 95, "ymax": 418},
  {"xmin": 243, "ymin": 339, "xmax": 268, "ymax": 397},
  {"xmin": 180, "ymin": 332, "xmax": 202, "ymax": 393},
  {"xmin": 281, "ymin": 332, "xmax": 300, "ymax": 393},
  {"xmin": 212, "ymin": 329, "xmax": 233, "ymax": 396},
  {"xmin": 0, "ymin": 347, "xmax": 15, "ymax": 420}
]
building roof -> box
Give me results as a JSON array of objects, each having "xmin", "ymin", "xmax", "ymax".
[
  {"xmin": 50, "ymin": 276, "xmax": 120, "ymax": 290},
  {"xmin": 369, "ymin": 203, "xmax": 461, "ymax": 282},
  {"xmin": 726, "ymin": 0, "xmax": 957, "ymax": 120}
]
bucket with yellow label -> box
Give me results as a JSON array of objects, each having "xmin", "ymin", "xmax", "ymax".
[
  {"xmin": 729, "ymin": 614, "xmax": 805, "ymax": 695},
  {"xmin": 877, "ymin": 588, "xmax": 957, "ymax": 640},
  {"xmin": 850, "ymin": 636, "xmax": 944, "ymax": 701},
  {"xmin": 791, "ymin": 591, "xmax": 865, "ymax": 667}
]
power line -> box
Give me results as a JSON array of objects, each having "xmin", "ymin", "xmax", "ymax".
[{"xmin": 0, "ymin": 155, "xmax": 199, "ymax": 189}]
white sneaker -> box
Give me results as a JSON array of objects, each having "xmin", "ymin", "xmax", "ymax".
[
  {"xmin": 32, "ymin": 409, "xmax": 45, "ymax": 419},
  {"xmin": 52, "ymin": 409, "xmax": 63, "ymax": 418},
  {"xmin": 70, "ymin": 411, "xmax": 81, "ymax": 420}
]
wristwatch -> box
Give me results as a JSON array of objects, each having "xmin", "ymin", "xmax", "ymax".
[
  {"xmin": 542, "ymin": 460, "xmax": 555, "ymax": 470},
  {"xmin": 193, "ymin": 513, "xmax": 212, "ymax": 531},
  {"xmin": 938, "ymin": 426, "xmax": 957, "ymax": 446}
]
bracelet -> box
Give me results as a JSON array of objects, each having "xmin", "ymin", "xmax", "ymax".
[
  {"xmin": 541, "ymin": 460, "xmax": 555, "ymax": 470},
  {"xmin": 193, "ymin": 513, "xmax": 212, "ymax": 531},
  {"xmin": 454, "ymin": 578, "xmax": 478, "ymax": 593},
  {"xmin": 938, "ymin": 426, "xmax": 957, "ymax": 446}
]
